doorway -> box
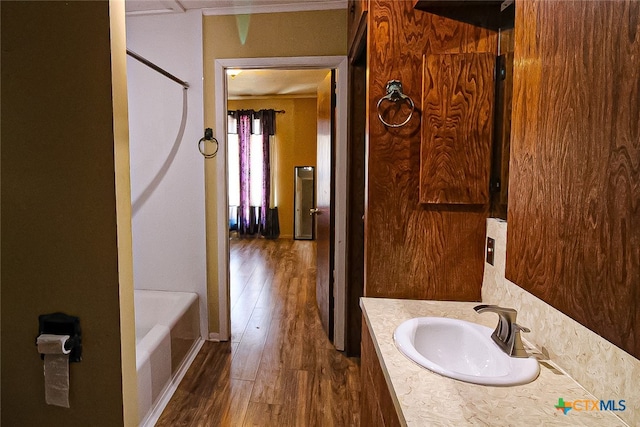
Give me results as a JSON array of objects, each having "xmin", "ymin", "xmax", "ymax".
[{"xmin": 214, "ymin": 56, "xmax": 348, "ymax": 350}]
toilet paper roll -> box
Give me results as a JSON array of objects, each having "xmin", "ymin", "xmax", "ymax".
[
  {"xmin": 37, "ymin": 334, "xmax": 71, "ymax": 355},
  {"xmin": 37, "ymin": 334, "xmax": 71, "ymax": 408}
]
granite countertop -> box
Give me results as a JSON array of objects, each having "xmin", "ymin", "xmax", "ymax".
[{"xmin": 360, "ymin": 297, "xmax": 629, "ymax": 426}]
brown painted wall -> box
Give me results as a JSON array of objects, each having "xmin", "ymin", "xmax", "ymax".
[
  {"xmin": 364, "ymin": 0, "xmax": 497, "ymax": 300},
  {"xmin": 506, "ymin": 0, "xmax": 640, "ymax": 358},
  {"xmin": 1, "ymin": 2, "xmax": 130, "ymax": 425}
]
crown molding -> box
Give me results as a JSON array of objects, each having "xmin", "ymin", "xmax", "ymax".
[{"xmin": 126, "ymin": 0, "xmax": 185, "ymax": 16}]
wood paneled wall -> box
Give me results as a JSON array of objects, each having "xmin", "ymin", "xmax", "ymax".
[
  {"xmin": 506, "ymin": 0, "xmax": 640, "ymax": 358},
  {"xmin": 364, "ymin": 0, "xmax": 497, "ymax": 300}
]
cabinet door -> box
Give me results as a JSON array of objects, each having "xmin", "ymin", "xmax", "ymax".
[
  {"xmin": 361, "ymin": 318, "xmax": 402, "ymax": 427},
  {"xmin": 420, "ymin": 53, "xmax": 495, "ymax": 205}
]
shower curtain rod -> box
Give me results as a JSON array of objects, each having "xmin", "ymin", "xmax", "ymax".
[{"xmin": 126, "ymin": 49, "xmax": 190, "ymax": 89}]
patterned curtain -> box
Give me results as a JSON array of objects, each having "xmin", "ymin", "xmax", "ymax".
[
  {"xmin": 260, "ymin": 110, "xmax": 280, "ymax": 239},
  {"xmin": 237, "ymin": 110, "xmax": 253, "ymax": 236},
  {"xmin": 233, "ymin": 109, "xmax": 280, "ymax": 238}
]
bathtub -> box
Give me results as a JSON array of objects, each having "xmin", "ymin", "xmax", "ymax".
[{"xmin": 134, "ymin": 290, "xmax": 201, "ymax": 425}]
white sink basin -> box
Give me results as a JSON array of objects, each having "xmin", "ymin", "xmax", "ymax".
[{"xmin": 393, "ymin": 317, "xmax": 539, "ymax": 386}]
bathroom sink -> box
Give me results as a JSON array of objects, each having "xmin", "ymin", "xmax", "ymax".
[{"xmin": 393, "ymin": 317, "xmax": 539, "ymax": 386}]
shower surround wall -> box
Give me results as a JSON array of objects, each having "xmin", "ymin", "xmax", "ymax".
[{"xmin": 126, "ymin": 11, "xmax": 207, "ymax": 337}]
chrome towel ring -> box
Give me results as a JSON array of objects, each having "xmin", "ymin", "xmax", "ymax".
[
  {"xmin": 376, "ymin": 80, "xmax": 415, "ymax": 128},
  {"xmin": 198, "ymin": 127, "xmax": 219, "ymax": 158}
]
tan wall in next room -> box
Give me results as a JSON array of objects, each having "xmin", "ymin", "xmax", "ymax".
[{"xmin": 228, "ymin": 97, "xmax": 318, "ymax": 238}]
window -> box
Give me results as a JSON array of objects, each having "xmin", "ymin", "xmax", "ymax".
[{"xmin": 227, "ymin": 133, "xmax": 264, "ymax": 208}]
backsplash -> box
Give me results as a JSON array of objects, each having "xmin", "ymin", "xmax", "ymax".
[{"xmin": 482, "ymin": 218, "xmax": 639, "ymax": 426}]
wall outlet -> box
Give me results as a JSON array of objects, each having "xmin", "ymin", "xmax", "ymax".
[{"xmin": 486, "ymin": 237, "xmax": 495, "ymax": 265}]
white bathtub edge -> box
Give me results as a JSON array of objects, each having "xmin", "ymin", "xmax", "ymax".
[{"xmin": 139, "ymin": 337, "xmax": 205, "ymax": 427}]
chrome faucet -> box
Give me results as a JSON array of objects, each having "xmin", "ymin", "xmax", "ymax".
[{"xmin": 474, "ymin": 305, "xmax": 531, "ymax": 358}]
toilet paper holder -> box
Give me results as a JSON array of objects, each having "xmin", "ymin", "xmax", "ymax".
[{"xmin": 37, "ymin": 312, "xmax": 82, "ymax": 363}]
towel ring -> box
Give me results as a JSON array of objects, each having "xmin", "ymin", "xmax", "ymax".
[
  {"xmin": 198, "ymin": 128, "xmax": 218, "ymax": 158},
  {"xmin": 376, "ymin": 80, "xmax": 415, "ymax": 128}
]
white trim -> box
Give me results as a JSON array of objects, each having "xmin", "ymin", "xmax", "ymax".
[
  {"xmin": 208, "ymin": 332, "xmax": 221, "ymax": 342},
  {"xmin": 214, "ymin": 56, "xmax": 348, "ymax": 350},
  {"xmin": 214, "ymin": 61, "xmax": 231, "ymax": 342},
  {"xmin": 202, "ymin": 1, "xmax": 347, "ymax": 16},
  {"xmin": 126, "ymin": 9, "xmax": 183, "ymax": 16}
]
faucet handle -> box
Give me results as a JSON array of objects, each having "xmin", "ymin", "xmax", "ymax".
[
  {"xmin": 511, "ymin": 323, "xmax": 531, "ymax": 358},
  {"xmin": 474, "ymin": 305, "xmax": 531, "ymax": 358}
]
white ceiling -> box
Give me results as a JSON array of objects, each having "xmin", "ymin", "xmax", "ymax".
[
  {"xmin": 227, "ymin": 69, "xmax": 330, "ymax": 99},
  {"xmin": 125, "ymin": 1, "xmax": 340, "ymax": 99},
  {"xmin": 125, "ymin": 0, "xmax": 346, "ymax": 16}
]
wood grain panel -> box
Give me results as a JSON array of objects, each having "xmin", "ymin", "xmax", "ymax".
[
  {"xmin": 506, "ymin": 0, "xmax": 640, "ymax": 358},
  {"xmin": 316, "ymin": 71, "xmax": 334, "ymax": 341},
  {"xmin": 360, "ymin": 318, "xmax": 402, "ymax": 427},
  {"xmin": 360, "ymin": 368, "xmax": 386, "ymax": 427},
  {"xmin": 421, "ymin": 53, "xmax": 495, "ymax": 204},
  {"xmin": 365, "ymin": 0, "xmax": 497, "ymax": 300}
]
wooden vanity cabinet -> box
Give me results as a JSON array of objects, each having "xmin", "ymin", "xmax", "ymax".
[{"xmin": 361, "ymin": 317, "xmax": 402, "ymax": 427}]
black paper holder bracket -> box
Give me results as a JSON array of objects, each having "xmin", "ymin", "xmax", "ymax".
[{"xmin": 37, "ymin": 312, "xmax": 82, "ymax": 363}]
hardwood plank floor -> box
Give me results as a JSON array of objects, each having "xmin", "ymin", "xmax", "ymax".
[{"xmin": 156, "ymin": 238, "xmax": 361, "ymax": 426}]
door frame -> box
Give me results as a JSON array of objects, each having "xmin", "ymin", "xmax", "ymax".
[{"xmin": 214, "ymin": 56, "xmax": 348, "ymax": 350}]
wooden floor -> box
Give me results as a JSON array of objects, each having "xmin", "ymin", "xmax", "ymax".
[{"xmin": 156, "ymin": 238, "xmax": 361, "ymax": 426}]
